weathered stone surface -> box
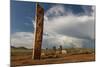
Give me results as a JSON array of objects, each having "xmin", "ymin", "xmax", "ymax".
[{"xmin": 33, "ymin": 3, "xmax": 44, "ymax": 60}]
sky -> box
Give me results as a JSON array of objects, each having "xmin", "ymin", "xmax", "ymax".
[{"xmin": 11, "ymin": 0, "xmax": 95, "ymax": 49}]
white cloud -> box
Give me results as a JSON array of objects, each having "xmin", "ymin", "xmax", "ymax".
[
  {"xmin": 42, "ymin": 34, "xmax": 84, "ymax": 48},
  {"xmin": 11, "ymin": 5, "xmax": 95, "ymax": 49},
  {"xmin": 42, "ymin": 5, "xmax": 95, "ymax": 48},
  {"xmin": 11, "ymin": 32, "xmax": 34, "ymax": 48},
  {"xmin": 44, "ymin": 5, "xmax": 95, "ymax": 40},
  {"xmin": 44, "ymin": 15, "xmax": 94, "ymax": 39},
  {"xmin": 46, "ymin": 5, "xmax": 66, "ymax": 16},
  {"xmin": 42, "ymin": 32, "xmax": 94, "ymax": 49}
]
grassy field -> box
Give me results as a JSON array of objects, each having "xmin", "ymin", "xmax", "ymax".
[{"xmin": 11, "ymin": 47, "xmax": 95, "ymax": 66}]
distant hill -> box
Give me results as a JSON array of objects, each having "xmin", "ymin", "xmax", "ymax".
[
  {"xmin": 11, "ymin": 46, "xmax": 16, "ymax": 48},
  {"xmin": 11, "ymin": 46, "xmax": 28, "ymax": 50}
]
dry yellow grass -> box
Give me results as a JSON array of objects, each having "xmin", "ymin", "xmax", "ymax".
[{"xmin": 11, "ymin": 48, "xmax": 95, "ymax": 66}]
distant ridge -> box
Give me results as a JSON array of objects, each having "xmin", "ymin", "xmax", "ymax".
[
  {"xmin": 11, "ymin": 46, "xmax": 27, "ymax": 49},
  {"xmin": 11, "ymin": 46, "xmax": 16, "ymax": 48}
]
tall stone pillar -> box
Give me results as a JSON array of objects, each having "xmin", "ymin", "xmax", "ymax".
[{"xmin": 33, "ymin": 3, "xmax": 44, "ymax": 60}]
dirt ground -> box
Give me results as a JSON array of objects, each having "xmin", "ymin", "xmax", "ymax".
[{"xmin": 11, "ymin": 53, "xmax": 95, "ymax": 66}]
